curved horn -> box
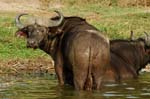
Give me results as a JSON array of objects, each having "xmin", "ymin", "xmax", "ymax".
[
  {"xmin": 144, "ymin": 31, "xmax": 149, "ymax": 42},
  {"xmin": 48, "ymin": 10, "xmax": 64, "ymax": 27},
  {"xmin": 143, "ymin": 32, "xmax": 150, "ymax": 46},
  {"xmin": 130, "ymin": 30, "xmax": 134, "ymax": 41},
  {"xmin": 144, "ymin": 31, "xmax": 149, "ymax": 37},
  {"xmin": 15, "ymin": 13, "xmax": 28, "ymax": 29}
]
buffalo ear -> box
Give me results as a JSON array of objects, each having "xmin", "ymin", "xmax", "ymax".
[
  {"xmin": 49, "ymin": 27, "xmax": 63, "ymax": 35},
  {"xmin": 16, "ymin": 30, "xmax": 27, "ymax": 38},
  {"xmin": 55, "ymin": 28, "xmax": 63, "ymax": 35},
  {"xmin": 48, "ymin": 27, "xmax": 63, "ymax": 39}
]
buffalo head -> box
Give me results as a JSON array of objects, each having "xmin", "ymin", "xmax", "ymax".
[
  {"xmin": 15, "ymin": 11, "xmax": 64, "ymax": 49},
  {"xmin": 130, "ymin": 32, "xmax": 150, "ymax": 47}
]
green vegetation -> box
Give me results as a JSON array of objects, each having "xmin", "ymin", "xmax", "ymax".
[
  {"xmin": 0, "ymin": 2, "xmax": 150, "ymax": 60},
  {"xmin": 61, "ymin": 5, "xmax": 150, "ymax": 39}
]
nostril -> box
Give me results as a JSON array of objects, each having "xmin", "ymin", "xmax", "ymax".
[
  {"xmin": 27, "ymin": 40, "xmax": 38, "ymax": 49},
  {"xmin": 27, "ymin": 40, "xmax": 35, "ymax": 45},
  {"xmin": 30, "ymin": 40, "xmax": 35, "ymax": 44}
]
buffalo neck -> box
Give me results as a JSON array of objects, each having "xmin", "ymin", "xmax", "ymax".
[{"xmin": 39, "ymin": 36, "xmax": 59, "ymax": 59}]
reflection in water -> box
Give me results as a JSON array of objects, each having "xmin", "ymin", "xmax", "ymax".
[{"xmin": 0, "ymin": 73, "xmax": 150, "ymax": 99}]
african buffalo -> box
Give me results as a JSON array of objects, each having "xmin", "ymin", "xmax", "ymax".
[
  {"xmin": 15, "ymin": 11, "xmax": 110, "ymax": 90},
  {"xmin": 104, "ymin": 32, "xmax": 150, "ymax": 83}
]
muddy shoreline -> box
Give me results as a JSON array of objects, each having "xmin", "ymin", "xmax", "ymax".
[
  {"xmin": 0, "ymin": 57, "xmax": 55, "ymax": 75},
  {"xmin": 1, "ymin": 57, "xmax": 150, "ymax": 76}
]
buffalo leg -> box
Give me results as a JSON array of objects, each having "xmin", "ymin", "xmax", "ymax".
[
  {"xmin": 92, "ymin": 64, "xmax": 106, "ymax": 90},
  {"xmin": 54, "ymin": 51, "xmax": 64, "ymax": 86},
  {"xmin": 73, "ymin": 63, "xmax": 89, "ymax": 90},
  {"xmin": 55, "ymin": 64, "xmax": 64, "ymax": 85},
  {"xmin": 63, "ymin": 67, "xmax": 74, "ymax": 85},
  {"xmin": 93, "ymin": 74, "xmax": 103, "ymax": 90},
  {"xmin": 84, "ymin": 73, "xmax": 93, "ymax": 91},
  {"xmin": 73, "ymin": 71, "xmax": 87, "ymax": 90}
]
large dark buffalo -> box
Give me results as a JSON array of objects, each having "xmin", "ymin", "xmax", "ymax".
[
  {"xmin": 15, "ymin": 11, "xmax": 110, "ymax": 90},
  {"xmin": 104, "ymin": 32, "xmax": 150, "ymax": 83}
]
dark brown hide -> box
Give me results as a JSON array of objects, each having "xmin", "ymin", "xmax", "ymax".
[
  {"xmin": 47, "ymin": 17, "xmax": 110, "ymax": 90},
  {"xmin": 16, "ymin": 15, "xmax": 110, "ymax": 90},
  {"xmin": 104, "ymin": 39, "xmax": 150, "ymax": 83}
]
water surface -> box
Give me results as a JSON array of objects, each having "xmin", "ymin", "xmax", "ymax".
[{"xmin": 0, "ymin": 72, "xmax": 150, "ymax": 99}]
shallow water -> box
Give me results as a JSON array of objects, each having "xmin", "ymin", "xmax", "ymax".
[{"xmin": 0, "ymin": 72, "xmax": 150, "ymax": 99}]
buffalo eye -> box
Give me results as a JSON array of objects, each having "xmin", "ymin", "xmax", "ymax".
[{"xmin": 39, "ymin": 27, "xmax": 47, "ymax": 33}]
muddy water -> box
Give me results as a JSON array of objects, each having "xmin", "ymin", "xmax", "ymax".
[{"xmin": 0, "ymin": 72, "xmax": 150, "ymax": 99}]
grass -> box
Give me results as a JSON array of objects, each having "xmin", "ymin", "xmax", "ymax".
[
  {"xmin": 61, "ymin": 4, "xmax": 150, "ymax": 39},
  {"xmin": 0, "ymin": 3, "xmax": 150, "ymax": 60},
  {"xmin": 92, "ymin": 11, "xmax": 150, "ymax": 39}
]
